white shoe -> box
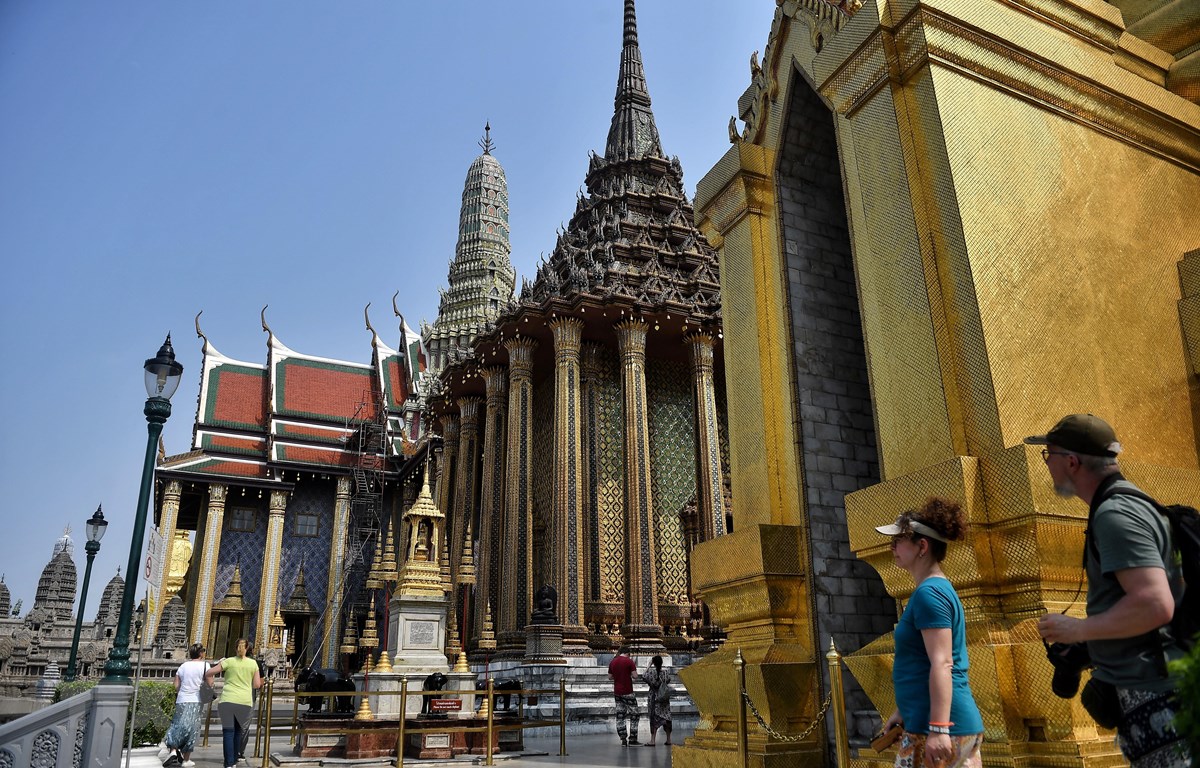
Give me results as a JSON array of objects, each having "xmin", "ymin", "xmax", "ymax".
[{"xmin": 182, "ymin": 762, "xmax": 195, "ymax": 768}]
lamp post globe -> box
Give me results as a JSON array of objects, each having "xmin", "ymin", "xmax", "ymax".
[
  {"xmin": 66, "ymin": 505, "xmax": 106, "ymax": 682},
  {"xmin": 101, "ymin": 336, "xmax": 182, "ymax": 685}
]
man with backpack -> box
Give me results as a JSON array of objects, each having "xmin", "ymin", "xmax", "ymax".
[{"xmin": 1028, "ymin": 414, "xmax": 1192, "ymax": 768}]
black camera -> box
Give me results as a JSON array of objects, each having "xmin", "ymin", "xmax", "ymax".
[{"xmin": 1046, "ymin": 641, "xmax": 1091, "ymax": 698}]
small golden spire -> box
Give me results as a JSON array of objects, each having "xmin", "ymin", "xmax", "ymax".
[
  {"xmin": 458, "ymin": 517, "xmax": 476, "ymax": 586},
  {"xmin": 365, "ymin": 533, "xmax": 384, "ymax": 590},
  {"xmin": 375, "ymin": 649, "xmax": 393, "ymax": 673},
  {"xmin": 478, "ymin": 601, "xmax": 497, "ymax": 652}
]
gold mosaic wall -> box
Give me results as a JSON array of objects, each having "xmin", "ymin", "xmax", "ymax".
[
  {"xmin": 683, "ymin": 1, "xmax": 1200, "ymax": 766},
  {"xmin": 647, "ymin": 358, "xmax": 698, "ymax": 607}
]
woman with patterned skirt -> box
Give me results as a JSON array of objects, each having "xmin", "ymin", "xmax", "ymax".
[{"xmin": 640, "ymin": 655, "xmax": 673, "ymax": 746}]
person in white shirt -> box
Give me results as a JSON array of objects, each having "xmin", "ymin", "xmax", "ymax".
[{"xmin": 161, "ymin": 643, "xmax": 209, "ymax": 767}]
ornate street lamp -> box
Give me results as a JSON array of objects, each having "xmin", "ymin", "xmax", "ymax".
[
  {"xmin": 66, "ymin": 505, "xmax": 107, "ymax": 682},
  {"xmin": 102, "ymin": 336, "xmax": 183, "ymax": 685}
]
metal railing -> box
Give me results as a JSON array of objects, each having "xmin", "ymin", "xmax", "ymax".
[
  {"xmin": 735, "ymin": 639, "xmax": 850, "ymax": 768},
  {"xmin": 278, "ymin": 677, "xmax": 570, "ymax": 767}
]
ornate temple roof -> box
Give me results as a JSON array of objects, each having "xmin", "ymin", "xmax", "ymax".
[
  {"xmin": 426, "ymin": 1, "xmax": 722, "ymax": 404},
  {"xmin": 423, "ymin": 125, "xmax": 517, "ymax": 373},
  {"xmin": 0, "ymin": 575, "xmax": 10, "ymax": 618},
  {"xmin": 161, "ymin": 310, "xmax": 423, "ymax": 483}
]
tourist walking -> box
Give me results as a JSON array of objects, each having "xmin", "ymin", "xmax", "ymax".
[
  {"xmin": 1030, "ymin": 414, "xmax": 1191, "ymax": 768},
  {"xmin": 160, "ymin": 643, "xmax": 208, "ymax": 768},
  {"xmin": 607, "ymin": 645, "xmax": 640, "ymax": 746},
  {"xmin": 877, "ymin": 497, "xmax": 984, "ymax": 768},
  {"xmin": 205, "ymin": 638, "xmax": 263, "ymax": 768},
  {"xmin": 640, "ymin": 655, "xmax": 672, "ymax": 746}
]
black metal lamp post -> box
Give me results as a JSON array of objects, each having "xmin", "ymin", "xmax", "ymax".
[
  {"xmin": 66, "ymin": 505, "xmax": 107, "ymax": 682},
  {"xmin": 101, "ymin": 336, "xmax": 183, "ymax": 685}
]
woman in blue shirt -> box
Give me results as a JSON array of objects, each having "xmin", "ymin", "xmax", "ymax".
[{"xmin": 876, "ymin": 497, "xmax": 984, "ymax": 768}]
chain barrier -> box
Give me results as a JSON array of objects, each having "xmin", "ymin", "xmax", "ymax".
[{"xmin": 740, "ymin": 686, "xmax": 832, "ymax": 743}]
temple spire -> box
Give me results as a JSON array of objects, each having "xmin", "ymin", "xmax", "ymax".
[
  {"xmin": 605, "ymin": 0, "xmax": 662, "ymax": 161},
  {"xmin": 478, "ymin": 122, "xmax": 494, "ymax": 155}
]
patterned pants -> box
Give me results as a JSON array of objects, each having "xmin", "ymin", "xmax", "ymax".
[
  {"xmin": 164, "ymin": 702, "xmax": 203, "ymax": 753},
  {"xmin": 894, "ymin": 732, "xmax": 983, "ymax": 768},
  {"xmin": 1116, "ymin": 687, "xmax": 1192, "ymax": 768},
  {"xmin": 614, "ymin": 694, "xmax": 640, "ymax": 743}
]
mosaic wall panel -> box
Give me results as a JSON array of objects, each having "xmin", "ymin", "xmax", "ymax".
[
  {"xmin": 216, "ymin": 496, "xmax": 267, "ymax": 618},
  {"xmin": 278, "ymin": 480, "xmax": 333, "ymax": 662},
  {"xmin": 590, "ymin": 349, "xmax": 625, "ymax": 603},
  {"xmin": 646, "ymin": 358, "xmax": 696, "ymax": 606},
  {"xmin": 531, "ymin": 374, "xmax": 555, "ymax": 593}
]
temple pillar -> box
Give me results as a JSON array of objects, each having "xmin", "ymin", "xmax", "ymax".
[
  {"xmin": 614, "ymin": 319, "xmax": 663, "ymax": 653},
  {"xmin": 190, "ymin": 483, "xmax": 227, "ymax": 645},
  {"xmin": 549, "ymin": 318, "xmax": 590, "ymax": 655},
  {"xmin": 148, "ymin": 479, "xmax": 182, "ymax": 641},
  {"xmin": 437, "ymin": 416, "xmax": 460, "ymax": 538},
  {"xmin": 686, "ymin": 332, "xmax": 727, "ymax": 542},
  {"xmin": 256, "ymin": 490, "xmax": 288, "ymax": 649},
  {"xmin": 451, "ymin": 398, "xmax": 482, "ymax": 579},
  {"xmin": 499, "ymin": 336, "xmax": 536, "ymax": 655},
  {"xmin": 322, "ymin": 476, "xmax": 352, "ymax": 668},
  {"xmin": 475, "ymin": 366, "xmax": 508, "ymax": 646}
]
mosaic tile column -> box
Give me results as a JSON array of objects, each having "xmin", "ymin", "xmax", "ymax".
[
  {"xmin": 452, "ymin": 396, "xmax": 483, "ymax": 646},
  {"xmin": 148, "ymin": 479, "xmax": 182, "ymax": 642},
  {"xmin": 499, "ymin": 336, "xmax": 536, "ymax": 655},
  {"xmin": 580, "ymin": 343, "xmax": 604, "ymax": 615},
  {"xmin": 190, "ymin": 483, "xmax": 227, "ymax": 645},
  {"xmin": 256, "ymin": 490, "xmax": 288, "ymax": 649},
  {"xmin": 550, "ymin": 317, "xmax": 590, "ymax": 655},
  {"xmin": 687, "ymin": 332, "xmax": 728, "ymax": 542},
  {"xmin": 475, "ymin": 366, "xmax": 508, "ymax": 646},
  {"xmin": 615, "ymin": 319, "xmax": 663, "ymax": 652},
  {"xmin": 322, "ymin": 477, "xmax": 352, "ymax": 668},
  {"xmin": 437, "ymin": 416, "xmax": 460, "ymax": 536}
]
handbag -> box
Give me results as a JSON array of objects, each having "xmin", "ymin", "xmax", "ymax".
[{"xmin": 871, "ymin": 723, "xmax": 903, "ymax": 752}]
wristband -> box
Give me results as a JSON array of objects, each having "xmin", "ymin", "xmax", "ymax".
[
  {"xmin": 928, "ymin": 725, "xmax": 951, "ymax": 735},
  {"xmin": 928, "ymin": 722, "xmax": 953, "ymax": 727}
]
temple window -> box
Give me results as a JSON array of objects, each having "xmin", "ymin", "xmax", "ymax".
[
  {"xmin": 229, "ymin": 506, "xmax": 256, "ymax": 532},
  {"xmin": 295, "ymin": 511, "xmax": 319, "ymax": 537}
]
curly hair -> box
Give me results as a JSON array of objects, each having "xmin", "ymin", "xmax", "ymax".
[{"xmin": 909, "ymin": 496, "xmax": 967, "ymax": 561}]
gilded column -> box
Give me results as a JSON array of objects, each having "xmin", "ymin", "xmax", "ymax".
[
  {"xmin": 190, "ymin": 483, "xmax": 227, "ymax": 645},
  {"xmin": 437, "ymin": 416, "xmax": 460, "ymax": 539},
  {"xmin": 256, "ymin": 489, "xmax": 288, "ymax": 649},
  {"xmin": 148, "ymin": 479, "xmax": 183, "ymax": 641},
  {"xmin": 322, "ymin": 476, "xmax": 352, "ymax": 668},
  {"xmin": 580, "ymin": 343, "xmax": 603, "ymax": 617},
  {"xmin": 615, "ymin": 319, "xmax": 662, "ymax": 651},
  {"xmin": 687, "ymin": 332, "xmax": 727, "ymax": 542},
  {"xmin": 476, "ymin": 367, "xmax": 508, "ymax": 644},
  {"xmin": 499, "ymin": 336, "xmax": 536, "ymax": 653},
  {"xmin": 451, "ymin": 398, "xmax": 483, "ymax": 579},
  {"xmin": 549, "ymin": 317, "xmax": 590, "ymax": 654},
  {"xmin": 451, "ymin": 397, "xmax": 483, "ymax": 647}
]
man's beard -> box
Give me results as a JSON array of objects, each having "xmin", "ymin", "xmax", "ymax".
[{"xmin": 1054, "ymin": 477, "xmax": 1077, "ymax": 498}]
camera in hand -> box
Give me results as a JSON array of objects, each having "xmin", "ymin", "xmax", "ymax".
[{"xmin": 1046, "ymin": 641, "xmax": 1091, "ymax": 698}]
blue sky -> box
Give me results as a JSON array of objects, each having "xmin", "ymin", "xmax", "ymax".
[{"xmin": 0, "ymin": 2, "xmax": 772, "ymax": 616}]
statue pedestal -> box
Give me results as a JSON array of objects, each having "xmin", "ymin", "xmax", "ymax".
[
  {"xmin": 387, "ymin": 593, "xmax": 451, "ymax": 673},
  {"xmin": 523, "ymin": 624, "xmax": 566, "ymax": 665}
]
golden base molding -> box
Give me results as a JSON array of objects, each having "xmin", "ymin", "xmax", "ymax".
[{"xmin": 680, "ymin": 525, "xmax": 823, "ymax": 767}]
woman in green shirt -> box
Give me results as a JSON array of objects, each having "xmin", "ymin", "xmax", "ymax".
[{"xmin": 205, "ymin": 638, "xmax": 263, "ymax": 768}]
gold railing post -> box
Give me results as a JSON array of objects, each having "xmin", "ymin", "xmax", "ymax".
[
  {"xmin": 253, "ymin": 684, "xmax": 265, "ymax": 757},
  {"xmin": 735, "ymin": 648, "xmax": 748, "ymax": 768},
  {"xmin": 260, "ymin": 680, "xmax": 274, "ymax": 768},
  {"xmin": 827, "ymin": 639, "xmax": 850, "ymax": 768},
  {"xmin": 201, "ymin": 701, "xmax": 213, "ymax": 748},
  {"xmin": 559, "ymin": 676, "xmax": 567, "ymax": 756},
  {"xmin": 291, "ymin": 692, "xmax": 298, "ymax": 744},
  {"xmin": 397, "ymin": 678, "xmax": 407, "ymax": 768},
  {"xmin": 485, "ymin": 678, "xmax": 495, "ymax": 766}
]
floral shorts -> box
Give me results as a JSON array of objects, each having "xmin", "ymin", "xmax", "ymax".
[{"xmin": 894, "ymin": 731, "xmax": 983, "ymax": 768}]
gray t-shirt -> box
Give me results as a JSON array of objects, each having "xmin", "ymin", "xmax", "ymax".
[{"xmin": 1086, "ymin": 480, "xmax": 1185, "ymax": 691}]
